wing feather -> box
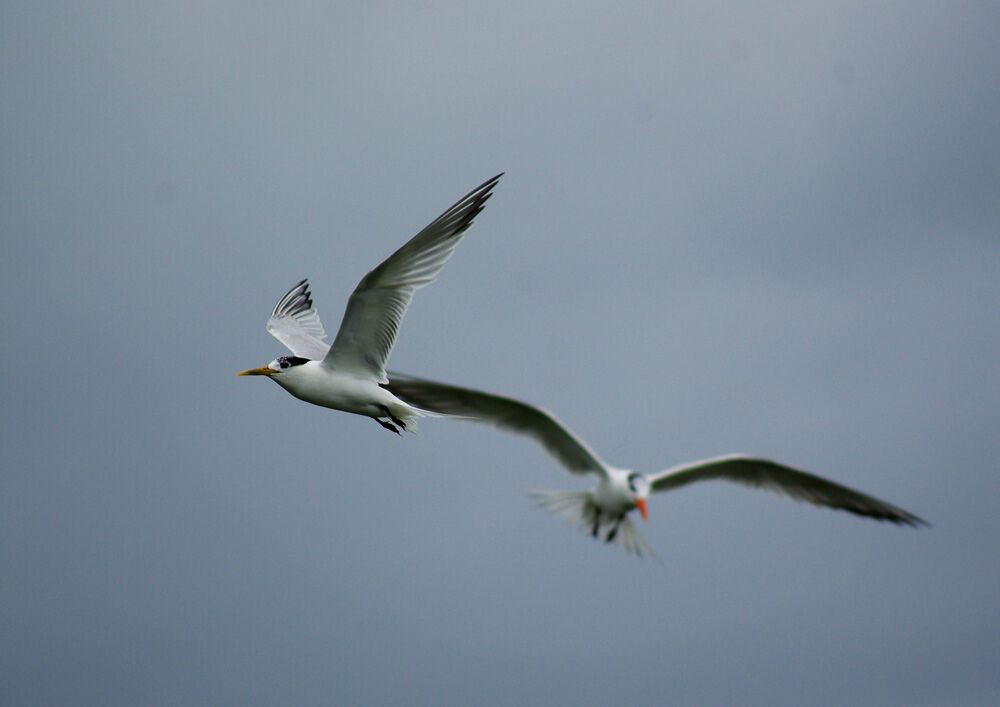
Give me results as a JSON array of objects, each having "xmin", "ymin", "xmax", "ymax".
[
  {"xmin": 323, "ymin": 174, "xmax": 502, "ymax": 381},
  {"xmin": 264, "ymin": 279, "xmax": 330, "ymax": 360},
  {"xmin": 385, "ymin": 373, "xmax": 609, "ymax": 478},
  {"xmin": 649, "ymin": 454, "xmax": 927, "ymax": 526}
]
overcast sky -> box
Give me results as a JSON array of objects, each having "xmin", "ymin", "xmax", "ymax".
[{"xmin": 3, "ymin": 3, "xmax": 999, "ymax": 705}]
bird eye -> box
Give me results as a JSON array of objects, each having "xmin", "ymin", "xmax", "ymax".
[
  {"xmin": 628, "ymin": 473, "xmax": 650, "ymax": 496},
  {"xmin": 279, "ymin": 358, "xmax": 290, "ymax": 369}
]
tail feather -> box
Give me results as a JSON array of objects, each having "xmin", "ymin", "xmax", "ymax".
[
  {"xmin": 390, "ymin": 400, "xmax": 447, "ymax": 434},
  {"xmin": 616, "ymin": 515, "xmax": 659, "ymax": 560},
  {"xmin": 529, "ymin": 489, "xmax": 594, "ymax": 525}
]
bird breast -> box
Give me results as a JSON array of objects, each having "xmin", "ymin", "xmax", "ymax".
[
  {"xmin": 591, "ymin": 475, "xmax": 636, "ymax": 515},
  {"xmin": 275, "ymin": 363, "xmax": 389, "ymax": 416}
]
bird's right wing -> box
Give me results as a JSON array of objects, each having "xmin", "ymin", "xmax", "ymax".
[
  {"xmin": 265, "ymin": 279, "xmax": 330, "ymax": 360},
  {"xmin": 385, "ymin": 373, "xmax": 609, "ymax": 478},
  {"xmin": 648, "ymin": 454, "xmax": 927, "ymax": 526}
]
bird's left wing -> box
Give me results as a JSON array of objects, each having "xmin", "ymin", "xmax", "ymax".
[
  {"xmin": 323, "ymin": 174, "xmax": 502, "ymax": 382},
  {"xmin": 384, "ymin": 373, "xmax": 610, "ymax": 477},
  {"xmin": 648, "ymin": 454, "xmax": 927, "ymax": 526},
  {"xmin": 265, "ymin": 279, "xmax": 330, "ymax": 360}
]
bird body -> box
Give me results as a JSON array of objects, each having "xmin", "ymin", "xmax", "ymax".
[
  {"xmin": 267, "ymin": 361, "xmax": 420, "ymax": 427},
  {"xmin": 384, "ymin": 373, "xmax": 927, "ymax": 555},
  {"xmin": 236, "ymin": 173, "xmax": 928, "ymax": 557},
  {"xmin": 591, "ymin": 470, "xmax": 635, "ymax": 517},
  {"xmin": 239, "ymin": 174, "xmax": 502, "ymax": 433}
]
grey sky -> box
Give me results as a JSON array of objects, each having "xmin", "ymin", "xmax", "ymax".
[{"xmin": 2, "ymin": 3, "xmax": 998, "ymax": 705}]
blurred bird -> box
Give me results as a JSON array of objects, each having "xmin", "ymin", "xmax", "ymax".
[
  {"xmin": 238, "ymin": 174, "xmax": 502, "ymax": 433},
  {"xmin": 385, "ymin": 374, "xmax": 928, "ymax": 555}
]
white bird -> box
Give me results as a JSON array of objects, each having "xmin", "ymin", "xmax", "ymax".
[
  {"xmin": 238, "ymin": 174, "xmax": 502, "ymax": 433},
  {"xmin": 384, "ymin": 374, "xmax": 928, "ymax": 555}
]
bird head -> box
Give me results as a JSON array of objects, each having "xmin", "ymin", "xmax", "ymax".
[
  {"xmin": 627, "ymin": 472, "xmax": 650, "ymax": 521},
  {"xmin": 238, "ymin": 355, "xmax": 310, "ymax": 378}
]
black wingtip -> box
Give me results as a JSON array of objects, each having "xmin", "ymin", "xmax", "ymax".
[
  {"xmin": 472, "ymin": 172, "xmax": 504, "ymax": 199},
  {"xmin": 438, "ymin": 173, "xmax": 504, "ymax": 239},
  {"xmin": 898, "ymin": 513, "xmax": 931, "ymax": 529},
  {"xmin": 843, "ymin": 504, "xmax": 930, "ymax": 528}
]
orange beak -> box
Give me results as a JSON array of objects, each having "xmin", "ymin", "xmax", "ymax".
[
  {"xmin": 237, "ymin": 367, "xmax": 276, "ymax": 376},
  {"xmin": 635, "ymin": 497, "xmax": 648, "ymax": 521}
]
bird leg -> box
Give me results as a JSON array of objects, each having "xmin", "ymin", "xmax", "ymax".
[
  {"xmin": 374, "ymin": 416, "xmax": 401, "ymax": 435},
  {"xmin": 591, "ymin": 515, "xmax": 601, "ymax": 538},
  {"xmin": 380, "ymin": 405, "xmax": 406, "ymax": 431},
  {"xmin": 606, "ymin": 516, "xmax": 623, "ymax": 543}
]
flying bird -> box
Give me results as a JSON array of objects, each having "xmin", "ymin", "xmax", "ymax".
[
  {"xmin": 238, "ymin": 174, "xmax": 502, "ymax": 433},
  {"xmin": 385, "ymin": 374, "xmax": 928, "ymax": 555}
]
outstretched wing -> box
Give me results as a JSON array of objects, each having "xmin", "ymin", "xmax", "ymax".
[
  {"xmin": 323, "ymin": 174, "xmax": 502, "ymax": 382},
  {"xmin": 649, "ymin": 454, "xmax": 927, "ymax": 526},
  {"xmin": 385, "ymin": 373, "xmax": 610, "ymax": 478},
  {"xmin": 265, "ymin": 279, "xmax": 330, "ymax": 360}
]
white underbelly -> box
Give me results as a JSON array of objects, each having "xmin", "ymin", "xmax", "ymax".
[{"xmin": 280, "ymin": 369, "xmax": 400, "ymax": 417}]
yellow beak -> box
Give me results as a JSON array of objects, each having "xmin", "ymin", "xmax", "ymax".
[{"xmin": 237, "ymin": 366, "xmax": 276, "ymax": 376}]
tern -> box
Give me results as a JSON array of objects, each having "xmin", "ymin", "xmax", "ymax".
[
  {"xmin": 238, "ymin": 174, "xmax": 502, "ymax": 433},
  {"xmin": 385, "ymin": 374, "xmax": 928, "ymax": 555}
]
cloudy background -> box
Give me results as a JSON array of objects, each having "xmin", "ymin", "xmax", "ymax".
[{"xmin": 3, "ymin": 3, "xmax": 998, "ymax": 705}]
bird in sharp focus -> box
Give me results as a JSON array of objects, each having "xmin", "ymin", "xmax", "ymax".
[
  {"xmin": 384, "ymin": 373, "xmax": 928, "ymax": 555},
  {"xmin": 238, "ymin": 174, "xmax": 502, "ymax": 434}
]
